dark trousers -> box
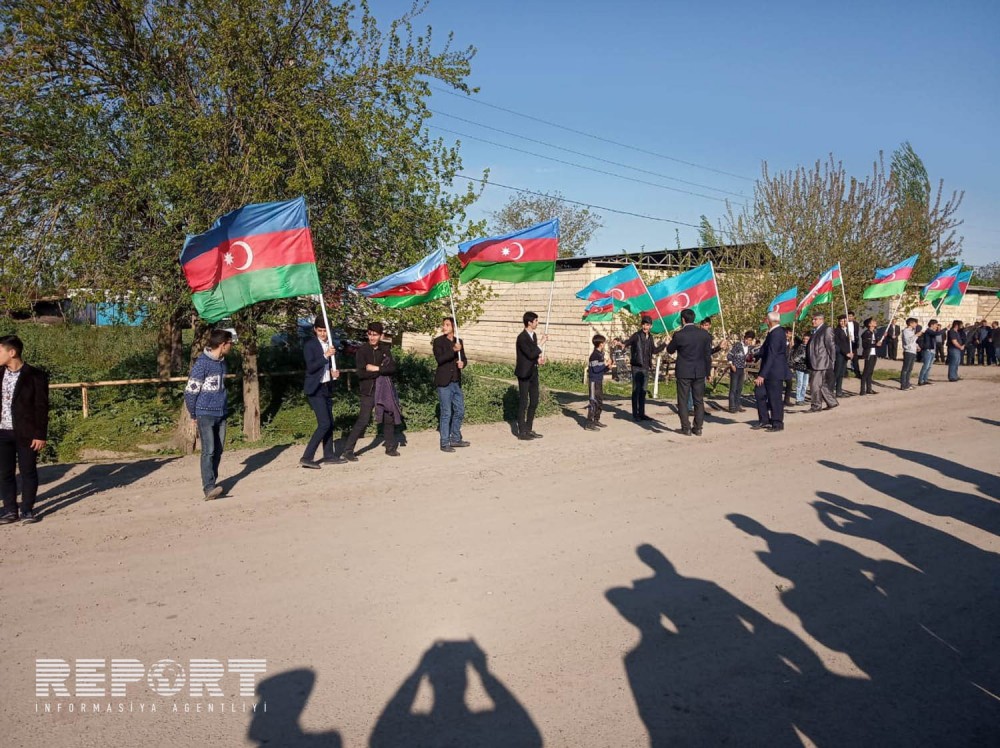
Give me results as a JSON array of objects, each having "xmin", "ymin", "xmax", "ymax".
[
  {"xmin": 0, "ymin": 431, "xmax": 38, "ymax": 514},
  {"xmin": 728, "ymin": 368, "xmax": 745, "ymax": 410},
  {"xmin": 989, "ymin": 345, "xmax": 999, "ymax": 366},
  {"xmin": 834, "ymin": 354, "xmax": 848, "ymax": 395},
  {"xmin": 977, "ymin": 343, "xmax": 986, "ymax": 365},
  {"xmin": 860, "ymin": 355, "xmax": 876, "ymax": 394},
  {"xmin": 344, "ymin": 394, "xmax": 395, "ymax": 454},
  {"xmin": 900, "ymin": 352, "xmax": 916, "ymax": 389},
  {"xmin": 851, "ymin": 351, "xmax": 862, "ymax": 378},
  {"xmin": 303, "ymin": 385, "xmax": 335, "ymax": 461},
  {"xmin": 966, "ymin": 344, "xmax": 977, "ymax": 366},
  {"xmin": 887, "ymin": 338, "xmax": 898, "ymax": 360},
  {"xmin": 935, "ymin": 342, "xmax": 946, "ymax": 362},
  {"xmin": 676, "ymin": 377, "xmax": 705, "ymax": 432},
  {"xmin": 631, "ymin": 370, "xmax": 648, "ymax": 418},
  {"xmin": 517, "ymin": 372, "xmax": 539, "ymax": 434},
  {"xmin": 196, "ymin": 415, "xmax": 226, "ymax": 493},
  {"xmin": 755, "ymin": 378, "xmax": 785, "ymax": 426},
  {"xmin": 587, "ymin": 379, "xmax": 604, "ymax": 422}
]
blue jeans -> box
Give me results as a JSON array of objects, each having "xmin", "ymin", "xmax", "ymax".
[
  {"xmin": 795, "ymin": 371, "xmax": 808, "ymax": 402},
  {"xmin": 197, "ymin": 415, "xmax": 226, "ymax": 493},
  {"xmin": 918, "ymin": 349, "xmax": 934, "ymax": 384},
  {"xmin": 947, "ymin": 348, "xmax": 962, "ymax": 381},
  {"xmin": 437, "ymin": 382, "xmax": 465, "ymax": 447}
]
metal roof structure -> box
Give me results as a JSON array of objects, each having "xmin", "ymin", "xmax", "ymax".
[{"xmin": 556, "ymin": 243, "xmax": 773, "ymax": 271}]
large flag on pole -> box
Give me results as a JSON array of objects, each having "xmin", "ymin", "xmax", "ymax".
[
  {"xmin": 180, "ymin": 197, "xmax": 321, "ymax": 323},
  {"xmin": 581, "ymin": 296, "xmax": 620, "ymax": 323},
  {"xmin": 348, "ymin": 249, "xmax": 451, "ymax": 309},
  {"xmin": 575, "ymin": 263, "xmax": 647, "ymax": 308},
  {"xmin": 862, "ymin": 254, "xmax": 919, "ymax": 299},
  {"xmin": 767, "ymin": 287, "xmax": 797, "ymax": 326},
  {"xmin": 939, "ymin": 269, "xmax": 972, "ymax": 307},
  {"xmin": 921, "ymin": 264, "xmax": 962, "ymax": 302},
  {"xmin": 796, "ymin": 264, "xmax": 843, "ymax": 321},
  {"xmin": 458, "ymin": 219, "xmax": 559, "ymax": 283},
  {"xmin": 636, "ymin": 262, "xmax": 721, "ymax": 334}
]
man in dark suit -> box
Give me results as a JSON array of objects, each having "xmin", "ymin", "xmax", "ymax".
[
  {"xmin": 833, "ymin": 315, "xmax": 853, "ymax": 397},
  {"xmin": 341, "ymin": 321, "xmax": 399, "ymax": 461},
  {"xmin": 300, "ymin": 316, "xmax": 343, "ymax": 468},
  {"xmin": 515, "ymin": 312, "xmax": 547, "ymax": 440},
  {"xmin": 884, "ymin": 319, "xmax": 901, "ymax": 360},
  {"xmin": 0, "ymin": 336, "xmax": 49, "ymax": 524},
  {"xmin": 847, "ymin": 311, "xmax": 862, "ymax": 378},
  {"xmin": 753, "ymin": 312, "xmax": 793, "ymax": 431},
  {"xmin": 433, "ymin": 316, "xmax": 469, "ymax": 453},
  {"xmin": 617, "ymin": 315, "xmax": 667, "ymax": 421},
  {"xmin": 666, "ymin": 308, "xmax": 714, "ymax": 436}
]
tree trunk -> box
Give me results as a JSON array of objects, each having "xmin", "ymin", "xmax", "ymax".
[
  {"xmin": 175, "ymin": 321, "xmax": 209, "ymax": 454},
  {"xmin": 241, "ymin": 333, "xmax": 261, "ymax": 442}
]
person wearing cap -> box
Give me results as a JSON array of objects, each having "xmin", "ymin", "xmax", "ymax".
[
  {"xmin": 299, "ymin": 316, "xmax": 343, "ymax": 468},
  {"xmin": 616, "ymin": 315, "xmax": 666, "ymax": 421},
  {"xmin": 341, "ymin": 321, "xmax": 400, "ymax": 460}
]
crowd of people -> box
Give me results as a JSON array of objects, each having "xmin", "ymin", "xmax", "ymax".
[{"xmin": 0, "ymin": 305, "xmax": 995, "ymax": 514}]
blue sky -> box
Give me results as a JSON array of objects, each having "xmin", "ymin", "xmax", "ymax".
[{"xmin": 377, "ymin": 0, "xmax": 999, "ymax": 265}]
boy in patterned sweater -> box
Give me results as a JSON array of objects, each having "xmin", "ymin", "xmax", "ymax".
[
  {"xmin": 184, "ymin": 329, "xmax": 233, "ymax": 500},
  {"xmin": 586, "ymin": 335, "xmax": 610, "ymax": 431}
]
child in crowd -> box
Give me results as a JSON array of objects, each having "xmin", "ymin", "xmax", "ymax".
[{"xmin": 586, "ymin": 334, "xmax": 610, "ymax": 431}]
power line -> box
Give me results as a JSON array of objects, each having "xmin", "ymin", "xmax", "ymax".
[
  {"xmin": 429, "ymin": 109, "xmax": 748, "ymax": 199},
  {"xmin": 431, "ymin": 85, "xmax": 756, "ymax": 183},
  {"xmin": 431, "ymin": 125, "xmax": 742, "ymax": 205},
  {"xmin": 453, "ymin": 173, "xmax": 735, "ymax": 236}
]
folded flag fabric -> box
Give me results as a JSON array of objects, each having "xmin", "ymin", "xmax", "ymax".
[
  {"xmin": 582, "ymin": 296, "xmax": 620, "ymax": 322},
  {"xmin": 639, "ymin": 262, "xmax": 721, "ymax": 334},
  {"xmin": 921, "ymin": 264, "xmax": 962, "ymax": 301},
  {"xmin": 796, "ymin": 264, "xmax": 843, "ymax": 320},
  {"xmin": 767, "ymin": 287, "xmax": 798, "ymax": 326},
  {"xmin": 576, "ymin": 264, "xmax": 648, "ymax": 310},
  {"xmin": 862, "ymin": 254, "xmax": 918, "ymax": 299},
  {"xmin": 349, "ymin": 249, "xmax": 451, "ymax": 309},
  {"xmin": 180, "ymin": 197, "xmax": 321, "ymax": 323},
  {"xmin": 939, "ymin": 269, "xmax": 972, "ymax": 307},
  {"xmin": 458, "ymin": 219, "xmax": 558, "ymax": 283}
]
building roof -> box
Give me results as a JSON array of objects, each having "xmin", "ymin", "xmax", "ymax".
[{"xmin": 556, "ymin": 243, "xmax": 773, "ymax": 271}]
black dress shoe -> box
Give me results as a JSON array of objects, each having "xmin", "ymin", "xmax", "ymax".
[
  {"xmin": 385, "ymin": 447, "xmax": 400, "ymax": 457},
  {"xmin": 679, "ymin": 428, "xmax": 692, "ymax": 436},
  {"xmin": 299, "ymin": 458, "xmax": 322, "ymax": 469},
  {"xmin": 768, "ymin": 424, "xmax": 785, "ymax": 432},
  {"xmin": 527, "ymin": 431, "xmax": 543, "ymax": 439},
  {"xmin": 450, "ymin": 440, "xmax": 471, "ymax": 448},
  {"xmin": 692, "ymin": 429, "xmax": 703, "ymax": 436},
  {"xmin": 440, "ymin": 445, "xmax": 456, "ymax": 453},
  {"xmin": 518, "ymin": 434, "xmax": 534, "ymax": 441},
  {"xmin": 751, "ymin": 422, "xmax": 769, "ymax": 430},
  {"xmin": 341, "ymin": 451, "xmax": 359, "ymax": 462},
  {"xmin": 320, "ymin": 456, "xmax": 346, "ymax": 465}
]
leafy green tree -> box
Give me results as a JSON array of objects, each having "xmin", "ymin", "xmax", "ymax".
[
  {"xmin": 698, "ymin": 215, "xmax": 720, "ymax": 247},
  {"xmin": 490, "ymin": 191, "xmax": 601, "ymax": 258},
  {"xmin": 1, "ymin": 0, "xmax": 490, "ymax": 442}
]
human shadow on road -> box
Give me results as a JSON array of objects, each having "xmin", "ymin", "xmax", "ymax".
[
  {"xmin": 819, "ymin": 458, "xmax": 1000, "ymax": 537},
  {"xmin": 247, "ymin": 668, "xmax": 342, "ymax": 747},
  {"xmin": 969, "ymin": 416, "xmax": 1000, "ymax": 428},
  {"xmin": 34, "ymin": 458, "xmax": 179, "ymax": 518},
  {"xmin": 605, "ymin": 543, "xmax": 848, "ymax": 747},
  {"xmin": 857, "ymin": 439, "xmax": 1000, "ymax": 500},
  {"xmin": 222, "ymin": 444, "xmax": 292, "ymax": 494},
  {"xmin": 728, "ymin": 511, "xmax": 1000, "ymax": 745},
  {"xmin": 369, "ymin": 639, "xmax": 542, "ymax": 748}
]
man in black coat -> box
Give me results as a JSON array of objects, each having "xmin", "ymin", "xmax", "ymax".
[
  {"xmin": 832, "ymin": 315, "xmax": 853, "ymax": 397},
  {"xmin": 0, "ymin": 335, "xmax": 49, "ymax": 524},
  {"xmin": 666, "ymin": 308, "xmax": 714, "ymax": 436},
  {"xmin": 515, "ymin": 311, "xmax": 547, "ymax": 440},
  {"xmin": 884, "ymin": 319, "xmax": 901, "ymax": 360},
  {"xmin": 433, "ymin": 316, "xmax": 470, "ymax": 453},
  {"xmin": 753, "ymin": 312, "xmax": 793, "ymax": 431},
  {"xmin": 847, "ymin": 311, "xmax": 862, "ymax": 378},
  {"xmin": 300, "ymin": 316, "xmax": 343, "ymax": 468},
  {"xmin": 341, "ymin": 321, "xmax": 399, "ymax": 461},
  {"xmin": 617, "ymin": 315, "xmax": 667, "ymax": 421}
]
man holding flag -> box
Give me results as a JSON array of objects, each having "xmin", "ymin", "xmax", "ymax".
[{"xmin": 617, "ymin": 316, "xmax": 666, "ymax": 421}]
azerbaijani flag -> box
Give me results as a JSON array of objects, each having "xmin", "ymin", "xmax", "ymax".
[
  {"xmin": 796, "ymin": 264, "xmax": 843, "ymax": 321},
  {"xmin": 348, "ymin": 249, "xmax": 451, "ymax": 309},
  {"xmin": 582, "ymin": 296, "xmax": 619, "ymax": 323},
  {"xmin": 576, "ymin": 264, "xmax": 648, "ymax": 310},
  {"xmin": 939, "ymin": 269, "xmax": 972, "ymax": 307},
  {"xmin": 180, "ymin": 197, "xmax": 321, "ymax": 323},
  {"xmin": 921, "ymin": 264, "xmax": 962, "ymax": 301},
  {"xmin": 458, "ymin": 219, "xmax": 558, "ymax": 283},
  {"xmin": 862, "ymin": 254, "xmax": 918, "ymax": 299},
  {"xmin": 639, "ymin": 262, "xmax": 721, "ymax": 334},
  {"xmin": 767, "ymin": 287, "xmax": 797, "ymax": 326}
]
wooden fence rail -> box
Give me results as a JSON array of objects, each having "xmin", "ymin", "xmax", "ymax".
[{"xmin": 49, "ymin": 370, "xmax": 359, "ymax": 418}]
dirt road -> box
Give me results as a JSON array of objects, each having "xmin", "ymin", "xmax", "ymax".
[{"xmin": 2, "ymin": 363, "xmax": 999, "ymax": 747}]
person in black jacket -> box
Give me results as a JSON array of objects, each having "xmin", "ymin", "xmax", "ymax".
[
  {"xmin": 515, "ymin": 312, "xmax": 547, "ymax": 440},
  {"xmin": 0, "ymin": 336, "xmax": 49, "ymax": 524},
  {"xmin": 300, "ymin": 317, "xmax": 343, "ymax": 468},
  {"xmin": 341, "ymin": 322, "xmax": 399, "ymax": 461},
  {"xmin": 666, "ymin": 308, "xmax": 714, "ymax": 436},
  {"xmin": 847, "ymin": 311, "xmax": 863, "ymax": 378},
  {"xmin": 433, "ymin": 317, "xmax": 469, "ymax": 453},
  {"xmin": 617, "ymin": 316, "xmax": 666, "ymax": 421},
  {"xmin": 832, "ymin": 315, "xmax": 853, "ymax": 397},
  {"xmin": 859, "ymin": 317, "xmax": 884, "ymax": 395},
  {"xmin": 752, "ymin": 312, "xmax": 793, "ymax": 431}
]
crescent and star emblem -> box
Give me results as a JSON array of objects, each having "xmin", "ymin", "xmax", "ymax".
[
  {"xmin": 499, "ymin": 242, "xmax": 525, "ymax": 260},
  {"xmin": 611, "ymin": 288, "xmax": 626, "ymax": 300},
  {"xmin": 884, "ymin": 271, "xmax": 896, "ymax": 282},
  {"xmin": 670, "ymin": 292, "xmax": 691, "ymax": 309},
  {"xmin": 223, "ymin": 241, "xmax": 254, "ymax": 271}
]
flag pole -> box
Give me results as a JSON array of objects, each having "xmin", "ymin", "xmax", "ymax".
[
  {"xmin": 838, "ymin": 264, "xmax": 852, "ymax": 348},
  {"xmin": 540, "ymin": 277, "xmax": 556, "ymax": 358},
  {"xmin": 317, "ymin": 292, "xmax": 337, "ymax": 372},
  {"xmin": 636, "ymin": 263, "xmax": 669, "ymax": 335},
  {"xmin": 710, "ymin": 261, "xmax": 728, "ymax": 341},
  {"xmin": 446, "ymin": 275, "xmax": 463, "ymax": 354}
]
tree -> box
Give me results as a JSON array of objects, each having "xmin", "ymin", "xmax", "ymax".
[
  {"xmin": 490, "ymin": 191, "xmax": 601, "ymax": 258},
  {"xmin": 1, "ymin": 0, "xmax": 491, "ymax": 442},
  {"xmin": 698, "ymin": 215, "xmax": 720, "ymax": 247}
]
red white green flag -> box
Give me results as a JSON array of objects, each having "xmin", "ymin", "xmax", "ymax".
[
  {"xmin": 349, "ymin": 249, "xmax": 451, "ymax": 309},
  {"xmin": 921, "ymin": 264, "xmax": 962, "ymax": 302},
  {"xmin": 458, "ymin": 219, "xmax": 558, "ymax": 283},
  {"xmin": 581, "ymin": 296, "xmax": 621, "ymax": 323},
  {"xmin": 796, "ymin": 264, "xmax": 843, "ymax": 321},
  {"xmin": 862, "ymin": 255, "xmax": 918, "ymax": 299},
  {"xmin": 636, "ymin": 262, "xmax": 721, "ymax": 334}
]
